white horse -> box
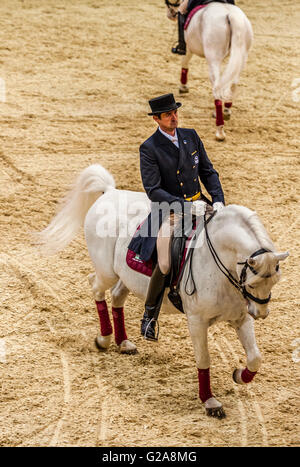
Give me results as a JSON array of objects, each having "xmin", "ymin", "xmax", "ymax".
[
  {"xmin": 37, "ymin": 164, "xmax": 288, "ymax": 419},
  {"xmin": 165, "ymin": 1, "xmax": 253, "ymax": 141}
]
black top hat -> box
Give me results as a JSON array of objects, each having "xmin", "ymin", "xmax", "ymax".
[{"xmin": 148, "ymin": 93, "xmax": 182, "ymax": 116}]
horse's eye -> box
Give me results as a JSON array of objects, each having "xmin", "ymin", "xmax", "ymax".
[{"xmin": 275, "ymin": 264, "xmax": 279, "ymax": 272}]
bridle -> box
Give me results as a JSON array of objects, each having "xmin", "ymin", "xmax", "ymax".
[{"xmin": 204, "ymin": 218, "xmax": 275, "ymax": 305}]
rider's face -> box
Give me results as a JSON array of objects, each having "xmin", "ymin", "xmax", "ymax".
[{"xmin": 153, "ymin": 109, "xmax": 178, "ymax": 135}]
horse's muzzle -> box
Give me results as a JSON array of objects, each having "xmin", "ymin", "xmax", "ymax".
[{"xmin": 247, "ymin": 301, "xmax": 269, "ymax": 320}]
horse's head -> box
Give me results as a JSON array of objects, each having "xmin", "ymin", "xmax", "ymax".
[
  {"xmin": 165, "ymin": 0, "xmax": 181, "ymax": 21},
  {"xmin": 239, "ymin": 251, "xmax": 289, "ymax": 320}
]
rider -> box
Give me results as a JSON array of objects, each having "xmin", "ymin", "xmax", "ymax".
[
  {"xmin": 128, "ymin": 93, "xmax": 225, "ymax": 341},
  {"xmin": 172, "ymin": 0, "xmax": 236, "ymax": 55}
]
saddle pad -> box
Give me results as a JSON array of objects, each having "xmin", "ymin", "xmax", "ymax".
[
  {"xmin": 184, "ymin": 5, "xmax": 207, "ymax": 30},
  {"xmin": 126, "ymin": 249, "xmax": 153, "ymax": 277},
  {"xmin": 126, "ymin": 218, "xmax": 202, "ymax": 279}
]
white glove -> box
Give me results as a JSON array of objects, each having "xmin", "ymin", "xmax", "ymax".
[
  {"xmin": 191, "ymin": 200, "xmax": 206, "ymax": 216},
  {"xmin": 213, "ymin": 202, "xmax": 224, "ymax": 213}
]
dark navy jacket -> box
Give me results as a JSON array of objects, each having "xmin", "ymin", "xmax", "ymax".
[{"xmin": 128, "ymin": 127, "xmax": 225, "ymax": 261}]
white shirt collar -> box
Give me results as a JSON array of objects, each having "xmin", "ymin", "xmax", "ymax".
[{"xmin": 158, "ymin": 127, "xmax": 179, "ymax": 147}]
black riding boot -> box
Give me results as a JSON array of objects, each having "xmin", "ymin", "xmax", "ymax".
[
  {"xmin": 141, "ymin": 264, "xmax": 167, "ymax": 341},
  {"xmin": 172, "ymin": 13, "xmax": 186, "ymax": 55}
]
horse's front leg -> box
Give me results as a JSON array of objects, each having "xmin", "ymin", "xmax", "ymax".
[
  {"xmin": 179, "ymin": 49, "xmax": 193, "ymax": 94},
  {"xmin": 186, "ymin": 314, "xmax": 226, "ymax": 419},
  {"xmin": 233, "ymin": 313, "xmax": 262, "ymax": 384}
]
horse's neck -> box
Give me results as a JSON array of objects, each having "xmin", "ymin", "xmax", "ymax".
[{"xmin": 209, "ymin": 209, "xmax": 265, "ymax": 265}]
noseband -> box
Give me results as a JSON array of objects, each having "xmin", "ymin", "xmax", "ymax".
[
  {"xmin": 204, "ymin": 220, "xmax": 273, "ymax": 305},
  {"xmin": 237, "ymin": 249, "xmax": 272, "ymax": 304}
]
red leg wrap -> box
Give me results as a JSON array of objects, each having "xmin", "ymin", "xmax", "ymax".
[
  {"xmin": 181, "ymin": 68, "xmax": 188, "ymax": 85},
  {"xmin": 214, "ymin": 99, "xmax": 224, "ymax": 126},
  {"xmin": 225, "ymin": 102, "xmax": 232, "ymax": 108},
  {"xmin": 112, "ymin": 307, "xmax": 128, "ymax": 346},
  {"xmin": 96, "ymin": 300, "xmax": 113, "ymax": 336},
  {"xmin": 241, "ymin": 367, "xmax": 257, "ymax": 383},
  {"xmin": 198, "ymin": 368, "xmax": 213, "ymax": 403}
]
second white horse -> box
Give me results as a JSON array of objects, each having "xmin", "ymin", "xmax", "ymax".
[{"xmin": 166, "ymin": 1, "xmax": 253, "ymax": 140}]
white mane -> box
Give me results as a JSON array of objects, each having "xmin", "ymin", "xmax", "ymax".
[{"xmin": 226, "ymin": 204, "xmax": 275, "ymax": 252}]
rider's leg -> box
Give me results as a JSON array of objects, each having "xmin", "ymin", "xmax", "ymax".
[
  {"xmin": 141, "ymin": 215, "xmax": 176, "ymax": 341},
  {"xmin": 172, "ymin": 12, "xmax": 187, "ymax": 55},
  {"xmin": 178, "ymin": 0, "xmax": 189, "ymax": 15},
  {"xmin": 141, "ymin": 263, "xmax": 168, "ymax": 341}
]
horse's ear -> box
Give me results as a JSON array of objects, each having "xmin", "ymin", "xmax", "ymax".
[
  {"xmin": 274, "ymin": 252, "xmax": 289, "ymax": 262},
  {"xmin": 248, "ymin": 258, "xmax": 257, "ymax": 267}
]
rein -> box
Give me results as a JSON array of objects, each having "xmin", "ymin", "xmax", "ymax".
[
  {"xmin": 175, "ymin": 212, "xmax": 216, "ymax": 297},
  {"xmin": 204, "ymin": 219, "xmax": 272, "ymax": 305}
]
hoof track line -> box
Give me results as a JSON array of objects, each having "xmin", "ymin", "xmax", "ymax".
[
  {"xmin": 211, "ymin": 330, "xmax": 269, "ymax": 447},
  {"xmin": 0, "ymin": 252, "xmax": 72, "ymax": 446}
]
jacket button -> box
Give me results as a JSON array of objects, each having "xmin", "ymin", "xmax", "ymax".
[
  {"xmin": 194, "ymin": 178, "xmax": 196, "ymax": 182},
  {"xmin": 193, "ymin": 165, "xmax": 195, "ymax": 169},
  {"xmin": 184, "ymin": 194, "xmax": 186, "ymax": 198},
  {"xmin": 177, "ymin": 170, "xmax": 180, "ymax": 174},
  {"xmin": 180, "ymin": 182, "xmax": 183, "ymax": 186}
]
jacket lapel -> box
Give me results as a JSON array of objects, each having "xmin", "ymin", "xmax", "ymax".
[
  {"xmin": 154, "ymin": 129, "xmax": 179, "ymax": 157},
  {"xmin": 153, "ymin": 128, "xmax": 179, "ymax": 150}
]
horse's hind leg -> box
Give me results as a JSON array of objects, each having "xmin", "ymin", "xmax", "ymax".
[
  {"xmin": 205, "ymin": 58, "xmax": 227, "ymax": 141},
  {"xmin": 89, "ymin": 272, "xmax": 114, "ymax": 351},
  {"xmin": 179, "ymin": 49, "xmax": 193, "ymax": 94},
  {"xmin": 232, "ymin": 313, "xmax": 262, "ymax": 384},
  {"xmin": 110, "ymin": 280, "xmax": 137, "ymax": 355}
]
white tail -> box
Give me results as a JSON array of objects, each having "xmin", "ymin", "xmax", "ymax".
[
  {"xmin": 36, "ymin": 164, "xmax": 115, "ymax": 254},
  {"xmin": 217, "ymin": 9, "xmax": 253, "ymax": 101}
]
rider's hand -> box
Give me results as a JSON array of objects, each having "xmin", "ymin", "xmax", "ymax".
[
  {"xmin": 191, "ymin": 200, "xmax": 206, "ymax": 216},
  {"xmin": 213, "ymin": 202, "xmax": 225, "ymax": 213}
]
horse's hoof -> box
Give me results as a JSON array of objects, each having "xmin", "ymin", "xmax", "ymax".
[
  {"xmin": 118, "ymin": 339, "xmax": 138, "ymax": 355},
  {"xmin": 233, "ymin": 368, "xmax": 243, "ymax": 384},
  {"xmin": 206, "ymin": 406, "xmax": 226, "ymax": 419},
  {"xmin": 204, "ymin": 397, "xmax": 226, "ymax": 419},
  {"xmin": 95, "ymin": 334, "xmax": 112, "ymax": 351},
  {"xmin": 232, "ymin": 368, "xmax": 243, "ymax": 384},
  {"xmin": 179, "ymin": 85, "xmax": 189, "ymax": 94},
  {"xmin": 215, "ymin": 125, "xmax": 226, "ymax": 141},
  {"xmin": 223, "ymin": 108, "xmax": 231, "ymax": 120}
]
